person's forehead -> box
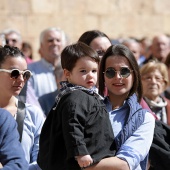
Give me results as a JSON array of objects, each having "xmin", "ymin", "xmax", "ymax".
[
  {"xmin": 90, "ymin": 37, "xmax": 111, "ymax": 51},
  {"xmin": 153, "ymin": 36, "xmax": 169, "ymax": 44},
  {"xmin": 44, "ymin": 30, "xmax": 61, "ymax": 39},
  {"xmin": 6, "ymin": 32, "xmax": 20, "ymax": 39},
  {"xmin": 127, "ymin": 42, "xmax": 140, "ymax": 51}
]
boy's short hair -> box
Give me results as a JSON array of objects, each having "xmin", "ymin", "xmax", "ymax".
[{"xmin": 61, "ymin": 42, "xmax": 100, "ymax": 71}]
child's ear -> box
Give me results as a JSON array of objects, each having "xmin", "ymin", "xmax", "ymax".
[{"xmin": 63, "ymin": 69, "xmax": 70, "ymax": 79}]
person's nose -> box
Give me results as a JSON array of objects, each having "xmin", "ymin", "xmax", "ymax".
[
  {"xmin": 150, "ymin": 77, "xmax": 157, "ymax": 83},
  {"xmin": 16, "ymin": 74, "xmax": 25, "ymax": 82},
  {"xmin": 52, "ymin": 39, "xmax": 60, "ymax": 46},
  {"xmin": 87, "ymin": 72, "xmax": 94, "ymax": 78},
  {"xmin": 115, "ymin": 71, "xmax": 122, "ymax": 79},
  {"xmin": 7, "ymin": 40, "xmax": 14, "ymax": 46}
]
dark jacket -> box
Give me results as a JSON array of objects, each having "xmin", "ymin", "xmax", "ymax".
[
  {"xmin": 38, "ymin": 90, "xmax": 115, "ymax": 170},
  {"xmin": 0, "ymin": 108, "xmax": 28, "ymax": 170},
  {"xmin": 149, "ymin": 120, "xmax": 170, "ymax": 170}
]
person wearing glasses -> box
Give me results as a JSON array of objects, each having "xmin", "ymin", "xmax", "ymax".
[
  {"xmin": 140, "ymin": 60, "xmax": 170, "ymax": 125},
  {"xmin": 78, "ymin": 30, "xmax": 153, "ymax": 113},
  {"xmin": 0, "ymin": 45, "xmax": 45, "ymax": 170},
  {"xmin": 2, "ymin": 28, "xmax": 41, "ymax": 109},
  {"xmin": 86, "ymin": 44, "xmax": 155, "ymax": 170},
  {"xmin": 78, "ymin": 30, "xmax": 112, "ymax": 59},
  {"xmin": 38, "ymin": 42, "xmax": 116, "ymax": 170}
]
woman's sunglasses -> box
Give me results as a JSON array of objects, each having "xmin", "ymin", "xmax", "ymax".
[
  {"xmin": 0, "ymin": 68, "xmax": 32, "ymax": 80},
  {"xmin": 104, "ymin": 67, "xmax": 133, "ymax": 79}
]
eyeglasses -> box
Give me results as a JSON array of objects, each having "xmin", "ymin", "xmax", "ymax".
[
  {"xmin": 96, "ymin": 50, "xmax": 105, "ymax": 57},
  {"xmin": 0, "ymin": 68, "xmax": 32, "ymax": 80},
  {"xmin": 104, "ymin": 67, "xmax": 133, "ymax": 79},
  {"xmin": 142, "ymin": 76, "xmax": 164, "ymax": 83}
]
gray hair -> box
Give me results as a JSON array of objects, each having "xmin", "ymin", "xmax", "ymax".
[
  {"xmin": 39, "ymin": 27, "xmax": 67, "ymax": 47},
  {"xmin": 3, "ymin": 29, "xmax": 22, "ymax": 42},
  {"xmin": 122, "ymin": 38, "xmax": 139, "ymax": 45},
  {"xmin": 0, "ymin": 33, "xmax": 6, "ymax": 46}
]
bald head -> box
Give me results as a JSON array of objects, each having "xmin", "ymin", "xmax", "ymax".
[{"xmin": 151, "ymin": 34, "xmax": 170, "ymax": 62}]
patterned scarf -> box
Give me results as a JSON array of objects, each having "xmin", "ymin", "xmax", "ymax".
[
  {"xmin": 144, "ymin": 96, "xmax": 167, "ymax": 123},
  {"xmin": 53, "ymin": 81, "xmax": 103, "ymax": 110}
]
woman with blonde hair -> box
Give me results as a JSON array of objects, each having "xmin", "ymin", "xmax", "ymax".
[{"xmin": 140, "ymin": 60, "xmax": 170, "ymax": 125}]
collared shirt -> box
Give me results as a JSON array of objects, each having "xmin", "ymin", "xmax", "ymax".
[
  {"xmin": 105, "ymin": 98, "xmax": 155, "ymax": 170},
  {"xmin": 28, "ymin": 58, "xmax": 57, "ymax": 98},
  {"xmin": 15, "ymin": 99, "xmax": 45, "ymax": 170}
]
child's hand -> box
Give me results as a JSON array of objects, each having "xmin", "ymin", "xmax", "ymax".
[{"xmin": 75, "ymin": 155, "xmax": 93, "ymax": 168}]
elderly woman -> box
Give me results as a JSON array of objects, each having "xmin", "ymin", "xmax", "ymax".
[{"xmin": 140, "ymin": 60, "xmax": 170, "ymax": 125}]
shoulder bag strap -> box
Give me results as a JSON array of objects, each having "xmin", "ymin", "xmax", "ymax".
[{"xmin": 16, "ymin": 101, "xmax": 26, "ymax": 142}]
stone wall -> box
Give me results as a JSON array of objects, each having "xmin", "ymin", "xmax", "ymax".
[{"xmin": 0, "ymin": 0, "xmax": 170, "ymax": 60}]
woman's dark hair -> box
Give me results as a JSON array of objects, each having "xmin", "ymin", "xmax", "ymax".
[
  {"xmin": 78, "ymin": 30, "xmax": 111, "ymax": 46},
  {"xmin": 98, "ymin": 44, "xmax": 143, "ymax": 102},
  {"xmin": 165, "ymin": 52, "xmax": 170, "ymax": 68},
  {"xmin": 61, "ymin": 42, "xmax": 100, "ymax": 71},
  {"xmin": 0, "ymin": 45, "xmax": 25, "ymax": 67}
]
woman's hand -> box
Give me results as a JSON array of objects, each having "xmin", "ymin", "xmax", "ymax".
[{"xmin": 85, "ymin": 157, "xmax": 129, "ymax": 170}]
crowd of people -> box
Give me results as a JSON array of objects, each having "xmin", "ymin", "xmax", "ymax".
[{"xmin": 0, "ymin": 27, "xmax": 170, "ymax": 170}]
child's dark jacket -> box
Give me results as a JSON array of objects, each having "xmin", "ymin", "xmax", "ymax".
[{"xmin": 38, "ymin": 89, "xmax": 115, "ymax": 170}]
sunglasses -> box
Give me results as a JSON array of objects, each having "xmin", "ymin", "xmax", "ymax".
[
  {"xmin": 96, "ymin": 50, "xmax": 105, "ymax": 57},
  {"xmin": 104, "ymin": 67, "xmax": 133, "ymax": 79},
  {"xmin": 0, "ymin": 68, "xmax": 32, "ymax": 80}
]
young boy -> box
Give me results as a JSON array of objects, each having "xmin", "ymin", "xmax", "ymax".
[{"xmin": 38, "ymin": 42, "xmax": 115, "ymax": 170}]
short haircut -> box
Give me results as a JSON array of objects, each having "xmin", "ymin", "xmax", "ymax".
[
  {"xmin": 3, "ymin": 29, "xmax": 22, "ymax": 42},
  {"xmin": 39, "ymin": 27, "xmax": 66, "ymax": 47},
  {"xmin": 99, "ymin": 44, "xmax": 143, "ymax": 102},
  {"xmin": 0, "ymin": 45, "xmax": 25, "ymax": 67},
  {"xmin": 78, "ymin": 30, "xmax": 111, "ymax": 46},
  {"xmin": 61, "ymin": 42, "xmax": 100, "ymax": 71}
]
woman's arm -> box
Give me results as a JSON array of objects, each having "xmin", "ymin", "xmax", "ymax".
[
  {"xmin": 86, "ymin": 157, "xmax": 129, "ymax": 170},
  {"xmin": 86, "ymin": 111, "xmax": 155, "ymax": 170}
]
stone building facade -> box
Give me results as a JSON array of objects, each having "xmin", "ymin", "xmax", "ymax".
[{"xmin": 0, "ymin": 0, "xmax": 170, "ymax": 59}]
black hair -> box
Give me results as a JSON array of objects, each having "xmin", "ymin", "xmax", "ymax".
[
  {"xmin": 98, "ymin": 44, "xmax": 143, "ymax": 102},
  {"xmin": 61, "ymin": 42, "xmax": 100, "ymax": 71},
  {"xmin": 78, "ymin": 30, "xmax": 111, "ymax": 46},
  {"xmin": 0, "ymin": 45, "xmax": 25, "ymax": 67}
]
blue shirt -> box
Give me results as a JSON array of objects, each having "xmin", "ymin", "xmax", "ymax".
[
  {"xmin": 28, "ymin": 58, "xmax": 57, "ymax": 98},
  {"xmin": 16, "ymin": 100, "xmax": 45, "ymax": 170},
  {"xmin": 0, "ymin": 108, "xmax": 28, "ymax": 170},
  {"xmin": 105, "ymin": 97, "xmax": 155, "ymax": 170}
]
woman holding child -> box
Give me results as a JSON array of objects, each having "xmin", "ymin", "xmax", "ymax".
[{"xmin": 87, "ymin": 44, "xmax": 155, "ymax": 170}]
